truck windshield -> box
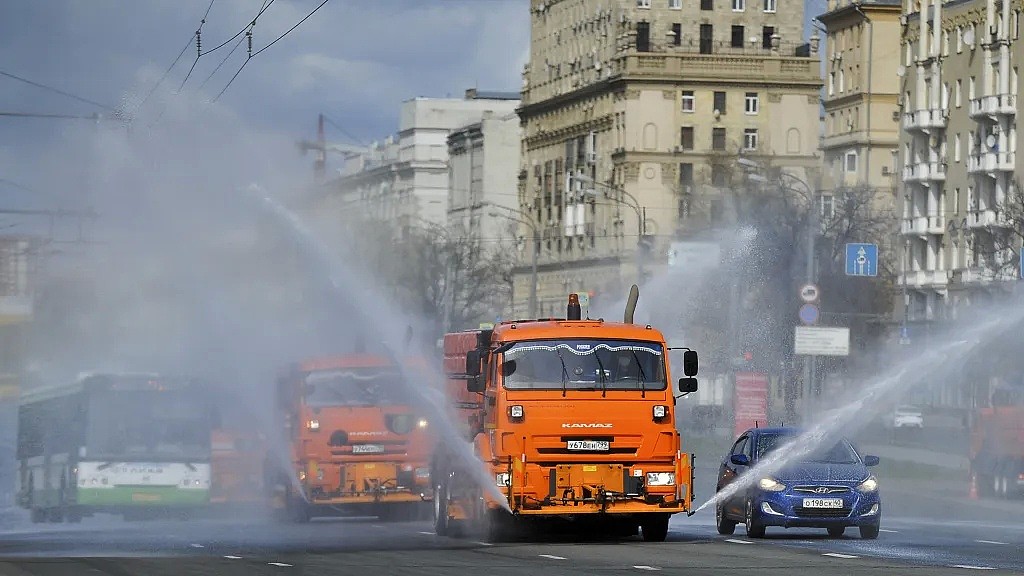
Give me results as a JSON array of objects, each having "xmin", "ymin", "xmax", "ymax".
[
  {"xmin": 501, "ymin": 339, "xmax": 667, "ymax": 391},
  {"xmin": 86, "ymin": 391, "xmax": 211, "ymax": 461},
  {"xmin": 304, "ymin": 369, "xmax": 404, "ymax": 407}
]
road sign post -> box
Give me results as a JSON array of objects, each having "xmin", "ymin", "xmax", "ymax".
[{"xmin": 845, "ymin": 243, "xmax": 878, "ymax": 277}]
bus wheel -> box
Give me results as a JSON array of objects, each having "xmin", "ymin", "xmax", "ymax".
[
  {"xmin": 48, "ymin": 507, "xmax": 64, "ymax": 523},
  {"xmin": 66, "ymin": 508, "xmax": 83, "ymax": 523}
]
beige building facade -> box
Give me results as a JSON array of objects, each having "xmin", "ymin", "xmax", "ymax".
[
  {"xmin": 898, "ymin": 0, "xmax": 1022, "ymax": 323},
  {"xmin": 515, "ymin": 0, "xmax": 824, "ymax": 318}
]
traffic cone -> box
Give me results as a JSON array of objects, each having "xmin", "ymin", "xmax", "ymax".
[{"xmin": 968, "ymin": 473, "xmax": 978, "ymax": 500}]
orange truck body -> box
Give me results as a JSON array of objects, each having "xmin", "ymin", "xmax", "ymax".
[
  {"xmin": 969, "ymin": 398, "xmax": 1024, "ymax": 498},
  {"xmin": 210, "ymin": 429, "xmax": 268, "ymax": 508},
  {"xmin": 273, "ymin": 354, "xmax": 434, "ymax": 520},
  {"xmin": 432, "ymin": 307, "xmax": 697, "ymax": 541}
]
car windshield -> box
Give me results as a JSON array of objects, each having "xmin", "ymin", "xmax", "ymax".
[
  {"xmin": 501, "ymin": 339, "xmax": 667, "ymax": 391},
  {"xmin": 304, "ymin": 369, "xmax": 405, "ymax": 407},
  {"xmin": 757, "ymin": 433, "xmax": 861, "ymax": 464}
]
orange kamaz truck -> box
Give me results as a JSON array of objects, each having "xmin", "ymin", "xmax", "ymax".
[
  {"xmin": 431, "ymin": 289, "xmax": 699, "ymax": 541},
  {"xmin": 970, "ymin": 382, "xmax": 1024, "ymax": 499},
  {"xmin": 271, "ymin": 354, "xmax": 434, "ymax": 521},
  {"xmin": 210, "ymin": 429, "xmax": 268, "ymax": 512}
]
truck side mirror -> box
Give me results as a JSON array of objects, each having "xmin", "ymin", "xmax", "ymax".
[
  {"xmin": 466, "ymin": 375, "xmax": 485, "ymax": 393},
  {"xmin": 682, "ymin": 350, "xmax": 698, "ymax": 377},
  {"xmin": 465, "ymin": 350, "xmax": 481, "ymax": 377},
  {"xmin": 678, "ymin": 377, "xmax": 698, "ymax": 393}
]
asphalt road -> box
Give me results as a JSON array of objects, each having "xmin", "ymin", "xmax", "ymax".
[{"xmin": 0, "ymin": 466, "xmax": 1019, "ymax": 576}]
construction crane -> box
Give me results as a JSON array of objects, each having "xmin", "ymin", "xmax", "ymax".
[{"xmin": 296, "ymin": 114, "xmax": 369, "ymax": 182}]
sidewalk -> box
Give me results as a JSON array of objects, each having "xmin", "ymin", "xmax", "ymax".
[{"xmin": 861, "ymin": 443, "xmax": 969, "ymax": 471}]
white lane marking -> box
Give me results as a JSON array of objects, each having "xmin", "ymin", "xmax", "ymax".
[
  {"xmin": 371, "ymin": 524, "xmax": 384, "ymax": 529},
  {"xmin": 268, "ymin": 562, "xmax": 293, "ymax": 567},
  {"xmin": 633, "ymin": 566, "xmax": 661, "ymax": 571},
  {"xmin": 475, "ymin": 541, "xmax": 494, "ymax": 546},
  {"xmin": 823, "ymin": 553, "xmax": 859, "ymax": 559},
  {"xmin": 539, "ymin": 554, "xmax": 567, "ymax": 560},
  {"xmin": 223, "ymin": 555, "xmax": 242, "ymax": 560},
  {"xmin": 725, "ymin": 538, "xmax": 752, "ymax": 544},
  {"xmin": 879, "ymin": 529, "xmax": 899, "ymax": 533},
  {"xmin": 951, "ymin": 565, "xmax": 996, "ymax": 570},
  {"xmin": 189, "ymin": 543, "xmax": 205, "ymax": 548},
  {"xmin": 974, "ymin": 540, "xmax": 1008, "ymax": 545},
  {"xmin": 418, "ymin": 531, "xmax": 434, "ymax": 535}
]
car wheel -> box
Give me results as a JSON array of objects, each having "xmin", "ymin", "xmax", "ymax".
[
  {"xmin": 860, "ymin": 523, "xmax": 880, "ymax": 539},
  {"xmin": 744, "ymin": 500, "xmax": 765, "ymax": 539},
  {"xmin": 827, "ymin": 526, "xmax": 845, "ymax": 538},
  {"xmin": 716, "ymin": 502, "xmax": 737, "ymax": 535}
]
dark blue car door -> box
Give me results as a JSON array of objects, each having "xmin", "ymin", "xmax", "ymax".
[{"xmin": 718, "ymin": 433, "xmax": 751, "ymax": 518}]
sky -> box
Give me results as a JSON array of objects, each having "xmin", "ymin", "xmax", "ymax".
[{"xmin": 0, "ymin": 0, "xmax": 531, "ymax": 204}]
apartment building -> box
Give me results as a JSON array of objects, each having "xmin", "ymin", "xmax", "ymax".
[
  {"xmin": 899, "ymin": 0, "xmax": 1021, "ymax": 322},
  {"xmin": 516, "ymin": 0, "xmax": 823, "ymax": 318}
]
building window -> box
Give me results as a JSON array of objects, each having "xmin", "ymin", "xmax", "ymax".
[
  {"xmin": 821, "ymin": 193, "xmax": 835, "ymax": 220},
  {"xmin": 764, "ymin": 0, "xmax": 776, "ymax": 12},
  {"xmin": 669, "ymin": 0, "xmax": 682, "ymax": 8},
  {"xmin": 712, "ymin": 127, "xmax": 726, "ymax": 150},
  {"xmin": 711, "ymin": 165, "xmax": 729, "ymax": 186},
  {"xmin": 955, "ymin": 132, "xmax": 961, "ymax": 162},
  {"xmin": 713, "ymin": 91, "xmax": 727, "ymax": 113},
  {"xmin": 700, "ymin": 24, "xmax": 713, "ymax": 53},
  {"xmin": 637, "ymin": 0, "xmax": 651, "ymax": 7},
  {"xmin": 844, "ymin": 150, "xmax": 858, "ymax": 173},
  {"xmin": 745, "ymin": 92, "xmax": 759, "ymax": 114},
  {"xmin": 679, "ymin": 162, "xmax": 694, "ymax": 186},
  {"xmin": 828, "ymin": 73, "xmax": 835, "ymax": 96},
  {"xmin": 942, "ymin": 82, "xmax": 949, "ymax": 109},
  {"xmin": 636, "ymin": 22, "xmax": 650, "ymax": 52},
  {"xmin": 762, "ymin": 26, "xmax": 774, "ymax": 49},
  {"xmin": 969, "ymin": 76, "xmax": 976, "ymax": 99},
  {"xmin": 680, "ymin": 126, "xmax": 695, "ymax": 149},
  {"xmin": 955, "ymin": 79, "xmax": 962, "ymax": 107},
  {"xmin": 733, "ymin": 0, "xmax": 745, "ymax": 11},
  {"xmin": 942, "ymin": 30, "xmax": 949, "ymax": 56},
  {"xmin": 672, "ymin": 23, "xmax": 682, "ymax": 46},
  {"xmin": 839, "ymin": 69, "xmax": 845, "ymax": 93},
  {"xmin": 701, "ymin": 0, "xmax": 713, "ymax": 10},
  {"xmin": 956, "ymin": 26, "xmax": 963, "ymax": 53},
  {"xmin": 743, "ymin": 128, "xmax": 758, "ymax": 150},
  {"xmin": 731, "ymin": 25, "xmax": 745, "ymax": 48},
  {"xmin": 681, "ymin": 90, "xmax": 695, "ymax": 112}
]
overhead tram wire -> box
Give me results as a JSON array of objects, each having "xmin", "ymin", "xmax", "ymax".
[
  {"xmin": 199, "ymin": 0, "xmax": 271, "ymax": 90},
  {"xmin": 177, "ymin": 0, "xmax": 219, "ymax": 93},
  {"xmin": 0, "ymin": 70, "xmax": 117, "ymax": 114},
  {"xmin": 213, "ymin": 0, "xmax": 331, "ymax": 102}
]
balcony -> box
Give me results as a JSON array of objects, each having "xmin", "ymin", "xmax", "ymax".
[
  {"xmin": 901, "ymin": 269, "xmax": 949, "ymax": 288},
  {"xmin": 902, "ymin": 161, "xmax": 946, "ymax": 183},
  {"xmin": 901, "ymin": 216, "xmax": 928, "ymax": 235},
  {"xmin": 927, "ymin": 214, "xmax": 946, "ymax": 234},
  {"xmin": 968, "ymin": 151, "xmax": 1016, "ymax": 174},
  {"xmin": 622, "ymin": 54, "xmax": 821, "ymax": 85},
  {"xmin": 951, "ymin": 267, "xmax": 996, "ymax": 286},
  {"xmin": 966, "ymin": 209, "xmax": 1012, "ymax": 228},
  {"xmin": 968, "ymin": 94, "xmax": 1017, "ymax": 120},
  {"xmin": 903, "ymin": 108, "xmax": 947, "ymax": 132}
]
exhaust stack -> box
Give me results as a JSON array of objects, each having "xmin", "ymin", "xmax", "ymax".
[{"xmin": 624, "ymin": 284, "xmax": 639, "ymax": 324}]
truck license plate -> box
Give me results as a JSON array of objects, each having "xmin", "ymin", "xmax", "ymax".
[
  {"xmin": 352, "ymin": 444, "xmax": 385, "ymax": 454},
  {"xmin": 567, "ymin": 440, "xmax": 610, "ymax": 451},
  {"xmin": 802, "ymin": 498, "xmax": 843, "ymax": 508}
]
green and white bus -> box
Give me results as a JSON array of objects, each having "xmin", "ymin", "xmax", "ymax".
[{"xmin": 16, "ymin": 372, "xmax": 216, "ymax": 522}]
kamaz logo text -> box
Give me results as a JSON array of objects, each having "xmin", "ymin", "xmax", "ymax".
[{"xmin": 561, "ymin": 423, "xmax": 613, "ymax": 428}]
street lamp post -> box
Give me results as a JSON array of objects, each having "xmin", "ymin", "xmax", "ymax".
[
  {"xmin": 485, "ymin": 203, "xmax": 539, "ymax": 319},
  {"xmin": 570, "ymin": 173, "xmax": 647, "ymax": 286}
]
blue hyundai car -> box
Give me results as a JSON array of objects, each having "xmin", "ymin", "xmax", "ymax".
[{"xmin": 715, "ymin": 427, "xmax": 881, "ymax": 539}]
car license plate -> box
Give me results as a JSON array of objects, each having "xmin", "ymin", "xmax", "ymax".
[
  {"xmin": 352, "ymin": 444, "xmax": 385, "ymax": 454},
  {"xmin": 802, "ymin": 498, "xmax": 844, "ymax": 508},
  {"xmin": 567, "ymin": 440, "xmax": 609, "ymax": 451}
]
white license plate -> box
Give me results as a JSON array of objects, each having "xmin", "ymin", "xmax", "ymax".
[
  {"xmin": 802, "ymin": 498, "xmax": 844, "ymax": 508},
  {"xmin": 566, "ymin": 440, "xmax": 610, "ymax": 451},
  {"xmin": 351, "ymin": 444, "xmax": 385, "ymax": 454}
]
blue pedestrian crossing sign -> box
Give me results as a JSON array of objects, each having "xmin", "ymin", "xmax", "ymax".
[{"xmin": 845, "ymin": 243, "xmax": 878, "ymax": 277}]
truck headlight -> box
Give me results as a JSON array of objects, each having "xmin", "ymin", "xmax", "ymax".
[
  {"xmin": 758, "ymin": 477, "xmax": 785, "ymax": 491},
  {"xmin": 307, "ymin": 419, "xmax": 320, "ymax": 431},
  {"xmin": 857, "ymin": 476, "xmax": 878, "ymax": 493},
  {"xmin": 418, "ymin": 419, "xmax": 428, "ymax": 428},
  {"xmin": 653, "ymin": 405, "xmax": 667, "ymax": 419},
  {"xmin": 509, "ymin": 405, "xmax": 524, "ymax": 419},
  {"xmin": 496, "ymin": 473, "xmax": 511, "ymax": 487},
  {"xmin": 646, "ymin": 472, "xmax": 675, "ymax": 486}
]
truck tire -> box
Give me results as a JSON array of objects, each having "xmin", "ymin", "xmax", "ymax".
[
  {"xmin": 640, "ymin": 514, "xmax": 670, "ymax": 542},
  {"xmin": 433, "ymin": 481, "xmax": 449, "ymax": 536}
]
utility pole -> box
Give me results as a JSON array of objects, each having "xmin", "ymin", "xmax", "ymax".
[{"xmin": 803, "ymin": 188, "xmax": 818, "ymax": 424}]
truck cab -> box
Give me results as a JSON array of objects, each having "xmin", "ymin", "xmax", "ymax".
[{"xmin": 272, "ymin": 354, "xmax": 434, "ymax": 521}]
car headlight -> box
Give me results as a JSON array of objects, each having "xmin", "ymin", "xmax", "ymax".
[
  {"xmin": 758, "ymin": 477, "xmax": 785, "ymax": 491},
  {"xmin": 646, "ymin": 472, "xmax": 675, "ymax": 486},
  {"xmin": 495, "ymin": 473, "xmax": 510, "ymax": 487},
  {"xmin": 857, "ymin": 475, "xmax": 878, "ymax": 493},
  {"xmin": 653, "ymin": 405, "xmax": 667, "ymax": 419}
]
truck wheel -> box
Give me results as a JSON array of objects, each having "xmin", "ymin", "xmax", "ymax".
[
  {"xmin": 716, "ymin": 503, "xmax": 736, "ymax": 535},
  {"xmin": 433, "ymin": 482, "xmax": 449, "ymax": 536},
  {"xmin": 640, "ymin": 514, "xmax": 670, "ymax": 542}
]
